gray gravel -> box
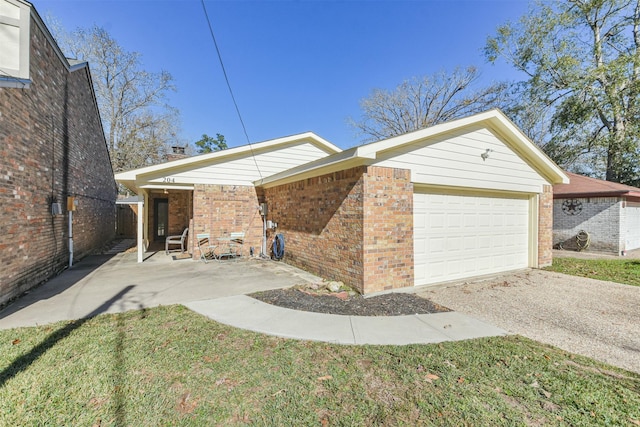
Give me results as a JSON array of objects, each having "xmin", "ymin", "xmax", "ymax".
[{"xmin": 418, "ymin": 269, "xmax": 640, "ymax": 374}]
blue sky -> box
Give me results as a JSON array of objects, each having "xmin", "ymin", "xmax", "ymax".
[{"xmin": 37, "ymin": 0, "xmax": 530, "ymax": 150}]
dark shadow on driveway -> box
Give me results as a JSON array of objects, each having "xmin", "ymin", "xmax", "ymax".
[
  {"xmin": 0, "ymin": 285, "xmax": 134, "ymax": 388},
  {"xmin": 0, "ymin": 254, "xmax": 117, "ymax": 321}
]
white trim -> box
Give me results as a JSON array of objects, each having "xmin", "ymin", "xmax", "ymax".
[
  {"xmin": 137, "ymin": 198, "xmax": 144, "ymax": 263},
  {"xmin": 139, "ymin": 184, "xmax": 195, "ymax": 190},
  {"xmin": 256, "ymin": 110, "xmax": 569, "ymax": 188},
  {"xmin": 0, "ymin": 77, "xmax": 30, "ymax": 88},
  {"xmin": 529, "ymin": 194, "xmax": 539, "ymax": 268},
  {"xmin": 115, "ymin": 132, "xmax": 341, "ymax": 181}
]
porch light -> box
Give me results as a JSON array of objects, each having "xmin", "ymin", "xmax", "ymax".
[{"xmin": 481, "ymin": 149, "xmax": 493, "ymax": 161}]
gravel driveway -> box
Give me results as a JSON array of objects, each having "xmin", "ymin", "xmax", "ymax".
[{"xmin": 418, "ymin": 269, "xmax": 640, "ymax": 374}]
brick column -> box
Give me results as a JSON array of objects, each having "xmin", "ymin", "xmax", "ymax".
[
  {"xmin": 538, "ymin": 185, "xmax": 554, "ymax": 267},
  {"xmin": 362, "ymin": 167, "xmax": 414, "ymax": 294}
]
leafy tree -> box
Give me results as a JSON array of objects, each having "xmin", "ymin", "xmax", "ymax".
[
  {"xmin": 195, "ymin": 133, "xmax": 228, "ymax": 154},
  {"xmin": 486, "ymin": 0, "xmax": 640, "ymax": 184},
  {"xmin": 49, "ymin": 22, "xmax": 177, "ymax": 172},
  {"xmin": 350, "ymin": 66, "xmax": 510, "ymax": 142}
]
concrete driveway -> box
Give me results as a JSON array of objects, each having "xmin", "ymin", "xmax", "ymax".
[
  {"xmin": 419, "ymin": 269, "xmax": 640, "ymax": 374},
  {"xmin": 0, "ymin": 249, "xmax": 319, "ymax": 330}
]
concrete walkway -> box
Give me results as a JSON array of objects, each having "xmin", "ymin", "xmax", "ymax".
[
  {"xmin": 185, "ymin": 295, "xmax": 507, "ymax": 345},
  {"xmin": 0, "ymin": 241, "xmax": 508, "ymax": 345}
]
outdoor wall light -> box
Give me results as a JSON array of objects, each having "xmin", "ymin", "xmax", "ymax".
[{"xmin": 481, "ymin": 148, "xmax": 493, "ymax": 161}]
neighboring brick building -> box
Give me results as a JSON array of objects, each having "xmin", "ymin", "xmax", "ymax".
[
  {"xmin": 0, "ymin": 0, "xmax": 117, "ymax": 305},
  {"xmin": 117, "ymin": 110, "xmax": 567, "ymax": 295},
  {"xmin": 553, "ymin": 172, "xmax": 640, "ymax": 255}
]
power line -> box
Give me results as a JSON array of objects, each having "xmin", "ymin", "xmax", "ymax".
[{"xmin": 200, "ymin": 0, "xmax": 263, "ymax": 180}]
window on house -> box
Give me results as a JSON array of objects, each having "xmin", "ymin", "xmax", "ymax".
[{"xmin": 0, "ymin": 0, "xmax": 30, "ymax": 88}]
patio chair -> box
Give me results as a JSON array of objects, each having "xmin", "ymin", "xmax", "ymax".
[
  {"xmin": 228, "ymin": 232, "xmax": 245, "ymax": 259},
  {"xmin": 214, "ymin": 232, "xmax": 245, "ymax": 261},
  {"xmin": 197, "ymin": 233, "xmax": 216, "ymax": 263},
  {"xmin": 165, "ymin": 228, "xmax": 189, "ymax": 255}
]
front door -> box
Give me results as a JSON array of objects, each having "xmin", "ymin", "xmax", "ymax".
[{"xmin": 154, "ymin": 198, "xmax": 168, "ymax": 241}]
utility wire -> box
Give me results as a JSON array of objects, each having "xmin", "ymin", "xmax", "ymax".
[{"xmin": 200, "ymin": 0, "xmax": 263, "ymax": 180}]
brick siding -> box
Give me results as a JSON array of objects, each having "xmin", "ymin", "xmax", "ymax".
[
  {"xmin": 0, "ymin": 16, "xmax": 116, "ymax": 305},
  {"xmin": 191, "ymin": 184, "xmax": 262, "ymax": 258},
  {"xmin": 362, "ymin": 167, "xmax": 413, "ymax": 293},
  {"xmin": 262, "ymin": 165, "xmax": 413, "ymax": 294},
  {"xmin": 537, "ymin": 185, "xmax": 554, "ymax": 267},
  {"xmin": 553, "ymin": 197, "xmax": 621, "ymax": 254}
]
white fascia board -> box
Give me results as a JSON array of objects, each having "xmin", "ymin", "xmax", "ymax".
[
  {"xmin": 116, "ymin": 179, "xmax": 138, "ymax": 194},
  {"xmin": 353, "ymin": 114, "xmax": 490, "ymax": 159},
  {"xmin": 140, "ymin": 184, "xmax": 194, "ymax": 190},
  {"xmin": 116, "ymin": 131, "xmax": 341, "ymax": 179},
  {"xmin": 484, "ymin": 112, "xmax": 569, "ymax": 185},
  {"xmin": 355, "ymin": 109, "xmax": 569, "ymax": 186},
  {"xmin": 255, "ymin": 147, "xmax": 363, "ymax": 188},
  {"xmin": 116, "ymin": 195, "xmax": 143, "ymax": 204}
]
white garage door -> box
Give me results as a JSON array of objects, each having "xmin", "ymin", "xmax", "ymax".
[
  {"xmin": 414, "ymin": 192, "xmax": 530, "ymax": 286},
  {"xmin": 625, "ymin": 202, "xmax": 640, "ymax": 251}
]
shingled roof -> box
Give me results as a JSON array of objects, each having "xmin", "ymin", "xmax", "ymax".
[{"xmin": 554, "ymin": 172, "xmax": 640, "ymax": 200}]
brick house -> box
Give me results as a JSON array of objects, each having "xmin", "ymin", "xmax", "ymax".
[
  {"xmin": 115, "ymin": 133, "xmax": 342, "ymax": 262},
  {"xmin": 117, "ymin": 110, "xmax": 567, "ymax": 294},
  {"xmin": 0, "ymin": 0, "xmax": 117, "ymax": 305},
  {"xmin": 553, "ymin": 172, "xmax": 640, "ymax": 255}
]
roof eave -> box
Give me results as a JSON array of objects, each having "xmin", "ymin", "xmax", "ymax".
[
  {"xmin": 115, "ymin": 131, "xmax": 341, "ymax": 179},
  {"xmin": 554, "ymin": 191, "xmax": 640, "ymax": 199}
]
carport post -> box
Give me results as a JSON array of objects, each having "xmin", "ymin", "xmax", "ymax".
[{"xmin": 137, "ymin": 196, "xmax": 144, "ymax": 263}]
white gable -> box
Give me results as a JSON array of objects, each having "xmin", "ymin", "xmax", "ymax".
[
  {"xmin": 375, "ymin": 127, "xmax": 549, "ymax": 193},
  {"xmin": 144, "ymin": 142, "xmax": 331, "ymax": 187}
]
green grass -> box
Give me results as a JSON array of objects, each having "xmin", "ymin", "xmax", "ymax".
[
  {"xmin": 1, "ymin": 306, "xmax": 639, "ymax": 426},
  {"xmin": 546, "ymin": 257, "xmax": 640, "ymax": 287}
]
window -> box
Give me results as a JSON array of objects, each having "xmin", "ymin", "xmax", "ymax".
[{"xmin": 0, "ymin": 0, "xmax": 30, "ymax": 87}]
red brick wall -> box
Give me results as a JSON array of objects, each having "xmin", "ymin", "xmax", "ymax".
[
  {"xmin": 168, "ymin": 191, "xmax": 191, "ymax": 236},
  {"xmin": 263, "ymin": 165, "xmax": 414, "ymax": 294},
  {"xmin": 362, "ymin": 167, "xmax": 414, "ymax": 293},
  {"xmin": 538, "ymin": 185, "xmax": 554, "ymax": 267},
  {"xmin": 264, "ymin": 167, "xmax": 366, "ymax": 290},
  {"xmin": 0, "ymin": 17, "xmax": 116, "ymax": 305},
  {"xmin": 191, "ymin": 185, "xmax": 262, "ymax": 258}
]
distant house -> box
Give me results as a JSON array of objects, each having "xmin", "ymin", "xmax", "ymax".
[
  {"xmin": 0, "ymin": 0, "xmax": 117, "ymax": 305},
  {"xmin": 117, "ymin": 110, "xmax": 568, "ymax": 295},
  {"xmin": 553, "ymin": 172, "xmax": 640, "ymax": 255}
]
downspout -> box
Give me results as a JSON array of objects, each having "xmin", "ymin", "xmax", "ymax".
[{"xmin": 68, "ymin": 206, "xmax": 73, "ymax": 267}]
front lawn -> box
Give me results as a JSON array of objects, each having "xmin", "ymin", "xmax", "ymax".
[
  {"xmin": 1, "ymin": 305, "xmax": 638, "ymax": 426},
  {"xmin": 546, "ymin": 257, "xmax": 640, "ymax": 287}
]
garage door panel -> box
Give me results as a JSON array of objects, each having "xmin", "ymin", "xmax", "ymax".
[{"xmin": 414, "ymin": 192, "xmax": 530, "ymax": 286}]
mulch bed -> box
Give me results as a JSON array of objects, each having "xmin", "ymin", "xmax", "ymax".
[{"xmin": 250, "ymin": 287, "xmax": 451, "ymax": 316}]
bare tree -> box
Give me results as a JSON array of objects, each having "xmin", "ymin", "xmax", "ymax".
[
  {"xmin": 49, "ymin": 23, "xmax": 177, "ymax": 171},
  {"xmin": 350, "ymin": 66, "xmax": 509, "ymax": 142}
]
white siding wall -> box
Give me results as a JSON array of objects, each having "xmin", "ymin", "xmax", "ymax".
[
  {"xmin": 376, "ymin": 128, "xmax": 548, "ymax": 193},
  {"xmin": 145, "ymin": 142, "xmax": 330, "ymax": 186}
]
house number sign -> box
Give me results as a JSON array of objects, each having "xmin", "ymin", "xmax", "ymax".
[
  {"xmin": 561, "ymin": 199, "xmax": 583, "ymax": 215},
  {"xmin": 162, "ymin": 177, "xmax": 175, "ymax": 183}
]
